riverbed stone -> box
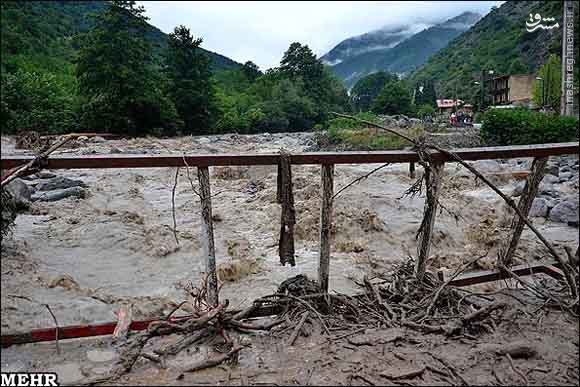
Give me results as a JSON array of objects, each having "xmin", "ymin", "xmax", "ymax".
[
  {"xmin": 36, "ymin": 176, "xmax": 86, "ymax": 191},
  {"xmin": 4, "ymin": 178, "xmax": 32, "ymax": 207},
  {"xmin": 549, "ymin": 199, "xmax": 580, "ymax": 223},
  {"xmin": 558, "ymin": 172, "xmax": 573, "ymax": 182},
  {"xmin": 545, "ymin": 164, "xmax": 559, "ymax": 177},
  {"xmin": 89, "ymin": 136, "xmax": 106, "ymax": 143},
  {"xmin": 529, "ymin": 198, "xmax": 549, "ymax": 218},
  {"xmin": 542, "ymin": 174, "xmax": 559, "ymax": 184},
  {"xmin": 32, "ymin": 187, "xmax": 86, "ymax": 202}
]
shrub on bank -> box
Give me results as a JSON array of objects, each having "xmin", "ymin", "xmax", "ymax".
[
  {"xmin": 325, "ymin": 112, "xmax": 419, "ymax": 150},
  {"xmin": 482, "ymin": 108, "xmax": 579, "ymax": 145}
]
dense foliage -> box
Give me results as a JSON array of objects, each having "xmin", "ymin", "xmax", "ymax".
[
  {"xmin": 532, "ymin": 54, "xmax": 562, "ymax": 111},
  {"xmin": 371, "ymin": 80, "xmax": 413, "ymax": 116},
  {"xmin": 213, "ymin": 43, "xmax": 349, "ymax": 134},
  {"xmin": 1, "ymin": 70, "xmax": 78, "ymax": 133},
  {"xmin": 165, "ymin": 26, "xmax": 216, "ymax": 134},
  {"xmin": 1, "ymin": 1, "xmax": 349, "ymax": 136},
  {"xmin": 325, "ymin": 112, "xmax": 421, "ymax": 150},
  {"xmin": 76, "ymin": 1, "xmax": 176, "ymax": 135},
  {"xmin": 481, "ymin": 108, "xmax": 578, "ymax": 145},
  {"xmin": 351, "ymin": 72, "xmax": 398, "ymax": 112}
]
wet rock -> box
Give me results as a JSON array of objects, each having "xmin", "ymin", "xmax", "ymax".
[
  {"xmin": 77, "ymin": 135, "xmax": 89, "ymax": 142},
  {"xmin": 475, "ymin": 160, "xmax": 502, "ymax": 173},
  {"xmin": 37, "ymin": 171, "xmax": 57, "ymax": 179},
  {"xmin": 397, "ymin": 119, "xmax": 410, "ymax": 128},
  {"xmin": 568, "ymin": 217, "xmax": 579, "ymax": 228},
  {"xmin": 511, "ymin": 181, "xmax": 526, "ymax": 197},
  {"xmin": 32, "ymin": 187, "xmax": 86, "ymax": 202},
  {"xmin": 549, "ymin": 199, "xmax": 580, "ymax": 223},
  {"xmin": 109, "ymin": 147, "xmax": 124, "ymax": 154},
  {"xmin": 21, "ymin": 171, "xmax": 57, "ymax": 181},
  {"xmin": 545, "ymin": 164, "xmax": 559, "ymax": 177},
  {"xmin": 537, "ymin": 183, "xmax": 560, "ymax": 198},
  {"xmin": 529, "ymin": 198, "xmax": 549, "ymax": 218},
  {"xmin": 89, "ymin": 136, "xmax": 106, "ymax": 143},
  {"xmin": 36, "ymin": 176, "xmax": 86, "ymax": 191},
  {"xmin": 409, "ymin": 118, "xmax": 422, "ymax": 128},
  {"xmin": 87, "ymin": 349, "xmax": 116, "ymax": 363},
  {"xmin": 558, "ymin": 172, "xmax": 573, "ymax": 182},
  {"xmin": 560, "ymin": 166, "xmax": 572, "ymax": 173},
  {"xmin": 49, "ymin": 363, "xmax": 83, "ymax": 384},
  {"xmin": 542, "ymin": 174, "xmax": 559, "ymax": 185},
  {"xmin": 4, "ymin": 178, "xmax": 32, "ymax": 207}
]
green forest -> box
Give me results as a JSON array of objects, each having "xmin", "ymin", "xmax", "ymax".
[
  {"xmin": 0, "ymin": 1, "xmax": 351, "ymax": 136},
  {"xmin": 1, "ymin": 0, "xmax": 578, "ymax": 138}
]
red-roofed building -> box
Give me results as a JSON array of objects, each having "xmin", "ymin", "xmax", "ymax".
[{"xmin": 436, "ymin": 99, "xmax": 464, "ymax": 115}]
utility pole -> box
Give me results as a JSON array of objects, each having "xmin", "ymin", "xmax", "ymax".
[
  {"xmin": 480, "ymin": 70, "xmax": 485, "ymax": 111},
  {"xmin": 561, "ymin": 0, "xmax": 575, "ymax": 116}
]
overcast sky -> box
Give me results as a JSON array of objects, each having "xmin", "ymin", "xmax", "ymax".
[{"xmin": 141, "ymin": 1, "xmax": 504, "ymax": 70}]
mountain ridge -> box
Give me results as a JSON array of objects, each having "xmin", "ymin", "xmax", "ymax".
[
  {"xmin": 408, "ymin": 0, "xmax": 579, "ymax": 100},
  {"xmin": 322, "ymin": 11, "xmax": 482, "ymax": 88},
  {"xmin": 0, "ymin": 1, "xmax": 241, "ymax": 74}
]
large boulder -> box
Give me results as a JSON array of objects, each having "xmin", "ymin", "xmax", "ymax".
[
  {"xmin": 89, "ymin": 136, "xmax": 106, "ymax": 143},
  {"xmin": 549, "ymin": 199, "xmax": 580, "ymax": 223},
  {"xmin": 545, "ymin": 163, "xmax": 559, "ymax": 177},
  {"xmin": 475, "ymin": 160, "xmax": 503, "ymax": 173},
  {"xmin": 537, "ymin": 183, "xmax": 560, "ymax": 199},
  {"xmin": 32, "ymin": 187, "xmax": 86, "ymax": 202},
  {"xmin": 4, "ymin": 178, "xmax": 32, "ymax": 208},
  {"xmin": 558, "ymin": 172, "xmax": 573, "ymax": 183},
  {"xmin": 511, "ymin": 181, "xmax": 526, "ymax": 197},
  {"xmin": 409, "ymin": 118, "xmax": 423, "ymax": 128},
  {"xmin": 36, "ymin": 176, "xmax": 86, "ymax": 191},
  {"xmin": 529, "ymin": 198, "xmax": 549, "ymax": 218},
  {"xmin": 542, "ymin": 174, "xmax": 559, "ymax": 185}
]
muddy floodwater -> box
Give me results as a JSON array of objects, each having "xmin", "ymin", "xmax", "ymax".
[{"xmin": 1, "ymin": 133, "xmax": 578, "ymax": 334}]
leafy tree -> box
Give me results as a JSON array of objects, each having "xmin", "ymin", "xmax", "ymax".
[
  {"xmin": 165, "ymin": 25, "xmax": 216, "ymax": 134},
  {"xmin": 1, "ymin": 70, "xmax": 78, "ymax": 134},
  {"xmin": 241, "ymin": 61, "xmax": 261, "ymax": 81},
  {"xmin": 279, "ymin": 43, "xmax": 323, "ymax": 83},
  {"xmin": 416, "ymin": 104, "xmax": 436, "ymax": 120},
  {"xmin": 371, "ymin": 81, "xmax": 413, "ymax": 115},
  {"xmin": 351, "ymin": 71, "xmax": 398, "ymax": 112},
  {"xmin": 413, "ymin": 79, "xmax": 437, "ymax": 108},
  {"xmin": 532, "ymin": 54, "xmax": 561, "ymax": 110},
  {"xmin": 278, "ymin": 42, "xmax": 349, "ymax": 120},
  {"xmin": 508, "ymin": 58, "xmax": 528, "ymax": 74},
  {"xmin": 76, "ymin": 0, "xmax": 170, "ymax": 135}
]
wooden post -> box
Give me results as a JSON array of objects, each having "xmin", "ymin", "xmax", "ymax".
[
  {"xmin": 499, "ymin": 157, "xmax": 548, "ymax": 267},
  {"xmin": 409, "ymin": 162, "xmax": 416, "ymax": 179},
  {"xmin": 415, "ymin": 161, "xmax": 444, "ymax": 281},
  {"xmin": 197, "ymin": 166, "xmax": 218, "ymax": 306},
  {"xmin": 318, "ymin": 164, "xmax": 334, "ymax": 292},
  {"xmin": 277, "ymin": 154, "xmax": 296, "ymax": 266}
]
